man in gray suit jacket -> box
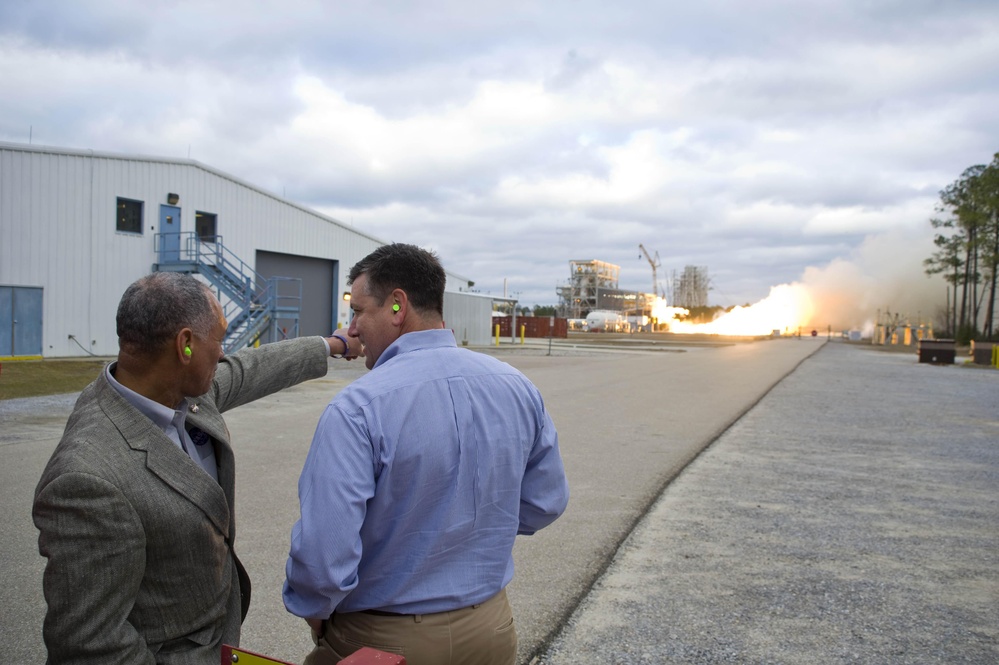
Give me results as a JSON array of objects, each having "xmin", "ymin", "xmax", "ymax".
[{"xmin": 33, "ymin": 272, "xmax": 360, "ymax": 664}]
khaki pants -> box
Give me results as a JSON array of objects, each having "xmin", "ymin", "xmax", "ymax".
[{"xmin": 304, "ymin": 589, "xmax": 517, "ymax": 665}]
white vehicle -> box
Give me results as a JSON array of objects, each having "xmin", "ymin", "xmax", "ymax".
[{"xmin": 585, "ymin": 310, "xmax": 628, "ymax": 332}]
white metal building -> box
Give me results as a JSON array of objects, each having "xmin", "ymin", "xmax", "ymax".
[{"xmin": 0, "ymin": 142, "xmax": 493, "ymax": 358}]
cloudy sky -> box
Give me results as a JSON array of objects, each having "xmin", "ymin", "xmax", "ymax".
[{"xmin": 2, "ymin": 1, "xmax": 997, "ymax": 322}]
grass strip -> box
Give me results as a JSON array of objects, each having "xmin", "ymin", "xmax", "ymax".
[{"xmin": 0, "ymin": 359, "xmax": 108, "ymax": 401}]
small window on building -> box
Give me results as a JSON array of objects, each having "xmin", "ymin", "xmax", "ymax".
[
  {"xmin": 196, "ymin": 211, "xmax": 217, "ymax": 243},
  {"xmin": 116, "ymin": 197, "xmax": 143, "ymax": 234}
]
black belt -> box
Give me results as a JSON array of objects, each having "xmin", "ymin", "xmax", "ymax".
[{"xmin": 360, "ymin": 609, "xmax": 408, "ymax": 616}]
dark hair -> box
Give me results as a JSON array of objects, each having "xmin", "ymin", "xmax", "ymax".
[
  {"xmin": 116, "ymin": 273, "xmax": 218, "ymax": 355},
  {"xmin": 348, "ymin": 243, "xmax": 445, "ymax": 316}
]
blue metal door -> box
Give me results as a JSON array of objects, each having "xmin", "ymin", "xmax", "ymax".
[
  {"xmin": 0, "ymin": 287, "xmax": 12, "ymax": 355},
  {"xmin": 159, "ymin": 205, "xmax": 182, "ymax": 263},
  {"xmin": 1, "ymin": 286, "xmax": 43, "ymax": 356},
  {"xmin": 13, "ymin": 287, "xmax": 43, "ymax": 356}
]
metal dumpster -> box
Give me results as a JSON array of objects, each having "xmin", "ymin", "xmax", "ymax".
[
  {"xmin": 917, "ymin": 338, "xmax": 956, "ymax": 364},
  {"xmin": 971, "ymin": 341, "xmax": 995, "ymax": 366}
]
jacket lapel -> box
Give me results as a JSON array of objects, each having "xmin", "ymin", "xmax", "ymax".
[
  {"xmin": 95, "ymin": 375, "xmax": 231, "ymax": 537},
  {"xmin": 187, "ymin": 412, "xmax": 237, "ymax": 538}
]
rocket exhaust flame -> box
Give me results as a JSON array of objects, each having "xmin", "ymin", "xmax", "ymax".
[
  {"xmin": 658, "ymin": 284, "xmax": 816, "ymax": 336},
  {"xmin": 643, "ymin": 227, "xmax": 946, "ymax": 337}
]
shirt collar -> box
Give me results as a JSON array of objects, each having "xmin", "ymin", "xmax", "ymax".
[
  {"xmin": 373, "ymin": 328, "xmax": 457, "ymax": 369},
  {"xmin": 105, "ymin": 362, "xmax": 190, "ymax": 433}
]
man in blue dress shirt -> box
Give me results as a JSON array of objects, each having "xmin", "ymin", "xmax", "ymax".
[{"xmin": 284, "ymin": 243, "xmax": 570, "ymax": 665}]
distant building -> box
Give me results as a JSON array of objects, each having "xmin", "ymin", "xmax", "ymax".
[
  {"xmin": 0, "ymin": 142, "xmax": 492, "ymax": 358},
  {"xmin": 556, "ymin": 259, "xmax": 654, "ymax": 321},
  {"xmin": 673, "ymin": 265, "xmax": 710, "ymax": 309}
]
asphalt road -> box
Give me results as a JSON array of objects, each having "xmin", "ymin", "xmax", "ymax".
[
  {"xmin": 536, "ymin": 340, "xmax": 998, "ymax": 664},
  {"xmin": 1, "ymin": 336, "xmax": 824, "ymax": 664}
]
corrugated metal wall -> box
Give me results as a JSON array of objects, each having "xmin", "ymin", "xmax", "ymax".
[
  {"xmin": 0, "ymin": 143, "xmax": 491, "ymax": 357},
  {"xmin": 444, "ymin": 291, "xmax": 494, "ymax": 346}
]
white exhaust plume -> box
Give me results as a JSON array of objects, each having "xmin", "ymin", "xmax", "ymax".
[{"xmin": 660, "ymin": 227, "xmax": 946, "ymax": 336}]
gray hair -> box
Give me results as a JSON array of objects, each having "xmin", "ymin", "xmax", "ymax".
[{"xmin": 116, "ymin": 273, "xmax": 218, "ymax": 356}]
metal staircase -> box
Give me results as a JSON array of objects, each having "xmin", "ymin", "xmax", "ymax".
[{"xmin": 153, "ymin": 232, "xmax": 301, "ymax": 352}]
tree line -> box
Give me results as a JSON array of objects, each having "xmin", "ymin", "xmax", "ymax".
[{"xmin": 924, "ymin": 152, "xmax": 999, "ymax": 343}]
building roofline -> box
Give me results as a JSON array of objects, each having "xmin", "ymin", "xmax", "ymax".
[
  {"xmin": 1, "ymin": 140, "xmax": 482, "ymax": 292},
  {"xmin": 0, "ymin": 140, "xmax": 386, "ymax": 245}
]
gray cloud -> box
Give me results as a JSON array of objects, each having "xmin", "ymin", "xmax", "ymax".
[{"xmin": 1, "ymin": 0, "xmax": 995, "ymax": 316}]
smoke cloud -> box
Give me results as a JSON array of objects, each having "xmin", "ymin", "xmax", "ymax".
[
  {"xmin": 799, "ymin": 225, "xmax": 946, "ymax": 332},
  {"xmin": 661, "ymin": 224, "xmax": 947, "ymax": 337}
]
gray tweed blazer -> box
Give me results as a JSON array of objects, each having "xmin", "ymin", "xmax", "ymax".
[{"xmin": 33, "ymin": 336, "xmax": 330, "ymax": 665}]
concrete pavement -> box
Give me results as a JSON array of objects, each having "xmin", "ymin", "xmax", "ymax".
[
  {"xmin": 4, "ymin": 336, "xmax": 834, "ymax": 663},
  {"xmin": 535, "ymin": 341, "xmax": 999, "ymax": 664}
]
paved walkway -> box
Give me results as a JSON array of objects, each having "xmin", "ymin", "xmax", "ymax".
[
  {"xmin": 9, "ymin": 339, "xmax": 994, "ymax": 664},
  {"xmin": 1, "ymin": 337, "xmax": 819, "ymax": 664},
  {"xmin": 535, "ymin": 341, "xmax": 999, "ymax": 664}
]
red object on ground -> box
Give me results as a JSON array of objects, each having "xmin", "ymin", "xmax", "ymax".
[{"xmin": 337, "ymin": 647, "xmax": 406, "ymax": 664}]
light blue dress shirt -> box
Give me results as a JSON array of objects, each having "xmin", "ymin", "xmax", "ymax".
[{"xmin": 283, "ymin": 329, "xmax": 569, "ymax": 619}]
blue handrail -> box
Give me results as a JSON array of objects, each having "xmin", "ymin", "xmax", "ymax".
[{"xmin": 154, "ymin": 232, "xmax": 301, "ymax": 351}]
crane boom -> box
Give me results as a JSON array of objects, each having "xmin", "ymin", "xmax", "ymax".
[{"xmin": 638, "ymin": 244, "xmax": 661, "ymax": 298}]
